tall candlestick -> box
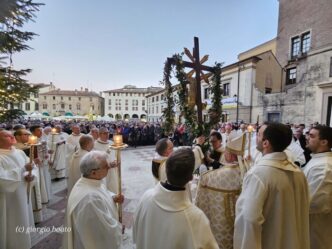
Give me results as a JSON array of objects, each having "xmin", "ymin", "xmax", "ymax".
[
  {"xmin": 27, "ymin": 144, "xmax": 35, "ymax": 204},
  {"xmin": 247, "ymin": 125, "xmax": 254, "ymax": 158},
  {"xmin": 110, "ymin": 142, "xmax": 128, "ymax": 234},
  {"xmin": 50, "ymin": 129, "xmax": 59, "ymax": 165}
]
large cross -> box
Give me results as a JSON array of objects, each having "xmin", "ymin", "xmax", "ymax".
[{"xmin": 167, "ymin": 37, "xmax": 215, "ymax": 124}]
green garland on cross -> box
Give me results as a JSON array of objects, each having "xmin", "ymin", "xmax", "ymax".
[
  {"xmin": 162, "ymin": 54, "xmax": 223, "ymax": 140},
  {"xmin": 161, "ymin": 56, "xmax": 175, "ymax": 135}
]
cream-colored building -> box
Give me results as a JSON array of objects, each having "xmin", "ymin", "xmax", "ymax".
[
  {"xmin": 146, "ymin": 89, "xmax": 165, "ymax": 122},
  {"xmin": 145, "ymin": 38, "xmax": 280, "ymax": 124},
  {"xmin": 19, "ymin": 82, "xmax": 56, "ymax": 115},
  {"xmin": 39, "ymin": 88, "xmax": 104, "ymax": 116},
  {"xmin": 200, "ymin": 38, "xmax": 282, "ymax": 123},
  {"xmin": 102, "ymin": 85, "xmax": 162, "ymax": 120}
]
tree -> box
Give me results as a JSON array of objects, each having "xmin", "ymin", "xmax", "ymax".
[{"xmin": 0, "ymin": 0, "xmax": 43, "ymax": 122}]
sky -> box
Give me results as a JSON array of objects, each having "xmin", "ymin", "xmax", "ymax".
[{"xmin": 13, "ymin": 0, "xmax": 279, "ymax": 93}]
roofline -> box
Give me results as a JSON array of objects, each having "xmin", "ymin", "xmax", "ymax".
[{"xmin": 238, "ymin": 38, "xmax": 277, "ymax": 58}]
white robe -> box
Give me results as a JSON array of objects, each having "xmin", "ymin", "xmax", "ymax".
[
  {"xmin": 66, "ymin": 133, "xmax": 82, "ymax": 177},
  {"xmin": 133, "ymin": 183, "xmax": 219, "ymax": 249},
  {"xmin": 14, "ymin": 143, "xmax": 43, "ymax": 223},
  {"xmin": 36, "ymin": 138, "xmax": 52, "ymax": 203},
  {"xmin": 94, "ymin": 140, "xmax": 118, "ymax": 194},
  {"xmin": 286, "ymin": 139, "xmax": 306, "ymax": 166},
  {"xmin": 63, "ymin": 177, "xmax": 121, "ymax": 249},
  {"xmin": 67, "ymin": 149, "xmax": 88, "ymax": 195},
  {"xmin": 0, "ymin": 147, "xmax": 36, "ymax": 249},
  {"xmin": 234, "ymin": 152, "xmax": 310, "ymax": 249},
  {"xmin": 49, "ymin": 132, "xmax": 67, "ymax": 179},
  {"xmin": 303, "ymin": 152, "xmax": 332, "ymax": 249}
]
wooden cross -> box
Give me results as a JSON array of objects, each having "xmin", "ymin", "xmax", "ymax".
[{"xmin": 167, "ymin": 37, "xmax": 215, "ymax": 124}]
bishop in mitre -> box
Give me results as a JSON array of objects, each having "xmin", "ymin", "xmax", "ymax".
[{"xmin": 195, "ymin": 132, "xmax": 247, "ymax": 249}]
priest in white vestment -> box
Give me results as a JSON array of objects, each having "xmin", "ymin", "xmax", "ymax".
[
  {"xmin": 67, "ymin": 135, "xmax": 94, "ymax": 194},
  {"xmin": 0, "ymin": 130, "xmax": 36, "ymax": 249},
  {"xmin": 303, "ymin": 125, "xmax": 332, "ymax": 249},
  {"xmin": 234, "ymin": 123, "xmax": 310, "ymax": 249},
  {"xmin": 133, "ymin": 148, "xmax": 219, "ymax": 249},
  {"xmin": 49, "ymin": 125, "xmax": 68, "ymax": 179},
  {"xmin": 151, "ymin": 138, "xmax": 174, "ymax": 183},
  {"xmin": 93, "ymin": 127, "xmax": 118, "ymax": 194},
  {"xmin": 63, "ymin": 151, "xmax": 123, "ymax": 249},
  {"xmin": 65, "ymin": 124, "xmax": 83, "ymax": 177},
  {"xmin": 196, "ymin": 133, "xmax": 246, "ymax": 248},
  {"xmin": 14, "ymin": 128, "xmax": 43, "ymax": 223},
  {"xmin": 30, "ymin": 125, "xmax": 51, "ymax": 203}
]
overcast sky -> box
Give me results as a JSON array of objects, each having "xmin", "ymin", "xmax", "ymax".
[{"xmin": 13, "ymin": 0, "xmax": 279, "ymax": 92}]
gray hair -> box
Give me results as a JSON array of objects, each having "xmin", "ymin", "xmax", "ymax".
[{"xmin": 80, "ymin": 151, "xmax": 109, "ymax": 177}]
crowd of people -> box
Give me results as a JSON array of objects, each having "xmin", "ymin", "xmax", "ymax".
[{"xmin": 0, "ymin": 119, "xmax": 331, "ymax": 249}]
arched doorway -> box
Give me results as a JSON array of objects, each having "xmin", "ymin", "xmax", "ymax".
[
  {"xmin": 108, "ymin": 114, "xmax": 114, "ymax": 118},
  {"xmin": 140, "ymin": 114, "xmax": 146, "ymax": 119},
  {"xmin": 132, "ymin": 114, "xmax": 138, "ymax": 119},
  {"xmin": 115, "ymin": 114, "xmax": 122, "ymax": 120},
  {"xmin": 124, "ymin": 114, "xmax": 130, "ymax": 120}
]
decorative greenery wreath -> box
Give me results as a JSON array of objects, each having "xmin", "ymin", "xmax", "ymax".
[{"xmin": 161, "ymin": 53, "xmax": 222, "ymax": 140}]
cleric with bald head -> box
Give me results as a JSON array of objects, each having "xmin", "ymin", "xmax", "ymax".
[{"xmin": 0, "ymin": 130, "xmax": 35, "ymax": 249}]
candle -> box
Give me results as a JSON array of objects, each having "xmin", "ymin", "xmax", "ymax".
[
  {"xmin": 28, "ymin": 135, "xmax": 38, "ymax": 145},
  {"xmin": 51, "ymin": 128, "xmax": 57, "ymax": 134},
  {"xmin": 113, "ymin": 134, "xmax": 123, "ymax": 146},
  {"xmin": 247, "ymin": 125, "xmax": 254, "ymax": 133}
]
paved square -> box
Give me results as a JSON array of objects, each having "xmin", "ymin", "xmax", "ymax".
[{"xmin": 31, "ymin": 146, "xmax": 155, "ymax": 249}]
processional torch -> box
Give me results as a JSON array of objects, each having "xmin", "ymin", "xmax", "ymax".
[
  {"xmin": 110, "ymin": 134, "xmax": 128, "ymax": 233},
  {"xmin": 26, "ymin": 135, "xmax": 40, "ymax": 204},
  {"xmin": 49, "ymin": 128, "xmax": 59, "ymax": 167},
  {"xmin": 247, "ymin": 125, "xmax": 254, "ymax": 159}
]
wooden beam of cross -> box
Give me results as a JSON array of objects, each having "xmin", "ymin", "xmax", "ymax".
[{"xmin": 167, "ymin": 37, "xmax": 215, "ymax": 125}]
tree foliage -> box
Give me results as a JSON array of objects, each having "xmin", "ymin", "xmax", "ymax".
[{"xmin": 0, "ymin": 0, "xmax": 43, "ymax": 122}]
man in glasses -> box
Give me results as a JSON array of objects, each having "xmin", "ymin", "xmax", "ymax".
[{"xmin": 64, "ymin": 151, "xmax": 124, "ymax": 249}]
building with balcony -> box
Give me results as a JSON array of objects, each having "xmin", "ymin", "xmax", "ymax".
[
  {"xmin": 39, "ymin": 88, "xmax": 104, "ymax": 116},
  {"xmin": 255, "ymin": 0, "xmax": 332, "ymax": 125}
]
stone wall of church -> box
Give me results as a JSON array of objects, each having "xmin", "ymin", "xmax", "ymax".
[
  {"xmin": 254, "ymin": 49, "xmax": 332, "ymax": 125},
  {"xmin": 276, "ymin": 0, "xmax": 332, "ymax": 67}
]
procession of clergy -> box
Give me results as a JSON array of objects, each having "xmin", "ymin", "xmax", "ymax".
[{"xmin": 1, "ymin": 122, "xmax": 331, "ymax": 249}]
